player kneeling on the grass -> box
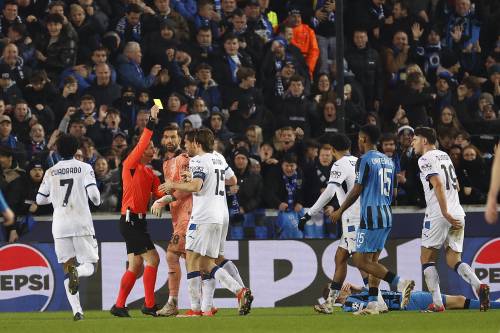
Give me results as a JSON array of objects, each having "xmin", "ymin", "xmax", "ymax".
[
  {"xmin": 297, "ymin": 134, "xmax": 369, "ymax": 314},
  {"xmin": 159, "ymin": 128, "xmax": 253, "ymax": 316},
  {"xmin": 412, "ymin": 127, "xmax": 490, "ymax": 312},
  {"xmin": 110, "ymin": 105, "xmax": 165, "ymax": 318},
  {"xmin": 36, "ymin": 134, "xmax": 101, "ymax": 321},
  {"xmin": 330, "ymin": 125, "xmax": 415, "ymax": 315}
]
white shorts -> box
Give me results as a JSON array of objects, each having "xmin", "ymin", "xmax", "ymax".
[
  {"xmin": 421, "ymin": 216, "xmax": 465, "ymax": 252},
  {"xmin": 54, "ymin": 235, "xmax": 99, "ymax": 264},
  {"xmin": 219, "ymin": 217, "xmax": 229, "ymax": 257},
  {"xmin": 185, "ymin": 223, "xmax": 222, "ymax": 258},
  {"xmin": 339, "ymin": 218, "xmax": 359, "ymax": 254}
]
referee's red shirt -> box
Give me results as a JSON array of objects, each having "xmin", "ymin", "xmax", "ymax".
[{"xmin": 121, "ymin": 125, "xmax": 163, "ymax": 215}]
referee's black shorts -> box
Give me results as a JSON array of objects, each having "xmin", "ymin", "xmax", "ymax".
[{"xmin": 119, "ymin": 213, "xmax": 155, "ymax": 255}]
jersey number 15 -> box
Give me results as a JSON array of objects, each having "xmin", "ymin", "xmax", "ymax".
[{"xmin": 378, "ymin": 168, "xmax": 392, "ymax": 197}]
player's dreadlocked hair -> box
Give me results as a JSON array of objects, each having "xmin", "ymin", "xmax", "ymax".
[{"xmin": 330, "ymin": 133, "xmax": 351, "ymax": 151}]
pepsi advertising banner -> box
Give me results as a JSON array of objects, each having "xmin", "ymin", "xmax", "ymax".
[{"xmin": 1, "ymin": 237, "xmax": 499, "ymax": 312}]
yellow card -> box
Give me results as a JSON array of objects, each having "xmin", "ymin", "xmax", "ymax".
[{"xmin": 153, "ymin": 99, "xmax": 164, "ymax": 109}]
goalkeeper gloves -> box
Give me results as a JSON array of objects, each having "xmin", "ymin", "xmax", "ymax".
[{"xmin": 298, "ymin": 213, "xmax": 311, "ymax": 231}]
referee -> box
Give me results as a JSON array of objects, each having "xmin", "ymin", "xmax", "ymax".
[{"xmin": 111, "ymin": 105, "xmax": 164, "ymax": 317}]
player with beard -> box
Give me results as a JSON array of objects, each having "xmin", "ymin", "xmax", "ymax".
[{"xmin": 152, "ymin": 125, "xmax": 190, "ymax": 316}]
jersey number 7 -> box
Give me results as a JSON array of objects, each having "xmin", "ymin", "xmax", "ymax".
[{"xmin": 60, "ymin": 178, "xmax": 74, "ymax": 207}]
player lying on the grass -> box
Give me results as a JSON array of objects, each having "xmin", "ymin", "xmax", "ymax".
[
  {"xmin": 297, "ymin": 134, "xmax": 371, "ymax": 314},
  {"xmin": 324, "ymin": 283, "xmax": 500, "ymax": 312},
  {"xmin": 158, "ymin": 129, "xmax": 253, "ymax": 316},
  {"xmin": 412, "ymin": 127, "xmax": 489, "ymax": 312},
  {"xmin": 36, "ymin": 134, "xmax": 101, "ymax": 321}
]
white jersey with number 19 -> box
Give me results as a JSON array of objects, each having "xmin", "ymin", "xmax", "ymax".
[
  {"xmin": 37, "ymin": 158, "xmax": 100, "ymax": 239},
  {"xmin": 189, "ymin": 152, "xmax": 229, "ymax": 225},
  {"xmin": 418, "ymin": 149, "xmax": 465, "ymax": 220}
]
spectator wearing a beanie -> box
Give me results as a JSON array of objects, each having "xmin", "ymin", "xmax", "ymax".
[{"xmin": 20, "ymin": 159, "xmax": 52, "ymax": 217}]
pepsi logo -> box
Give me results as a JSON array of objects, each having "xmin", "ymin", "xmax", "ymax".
[
  {"xmin": 0, "ymin": 244, "xmax": 55, "ymax": 311},
  {"xmin": 471, "ymin": 238, "xmax": 500, "ymax": 300}
]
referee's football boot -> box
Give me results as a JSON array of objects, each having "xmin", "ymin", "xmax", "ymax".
[
  {"xmin": 110, "ymin": 304, "xmax": 131, "ymax": 317},
  {"xmin": 479, "ymin": 284, "xmax": 490, "ymax": 312},
  {"xmin": 73, "ymin": 312, "xmax": 84, "ymax": 321},
  {"xmin": 141, "ymin": 304, "xmax": 159, "ymax": 317},
  {"xmin": 67, "ymin": 264, "xmax": 79, "ymax": 295}
]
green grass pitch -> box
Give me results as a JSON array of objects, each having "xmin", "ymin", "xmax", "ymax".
[{"xmin": 2, "ymin": 307, "xmax": 500, "ymax": 333}]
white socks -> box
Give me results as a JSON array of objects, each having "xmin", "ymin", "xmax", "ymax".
[
  {"xmin": 76, "ymin": 263, "xmax": 94, "ymax": 278},
  {"xmin": 213, "ymin": 266, "xmax": 241, "ymax": 295},
  {"xmin": 327, "ymin": 289, "xmax": 340, "ymax": 304},
  {"xmin": 221, "ymin": 260, "xmax": 245, "ymax": 288},
  {"xmin": 64, "ymin": 278, "xmax": 82, "ymax": 315},
  {"xmin": 455, "ymin": 262, "xmax": 481, "ymax": 291},
  {"xmin": 187, "ymin": 272, "xmax": 201, "ymax": 311},
  {"xmin": 168, "ymin": 296, "xmax": 178, "ymax": 306},
  {"xmin": 201, "ymin": 277, "xmax": 216, "ymax": 312},
  {"xmin": 423, "ymin": 263, "xmax": 443, "ymax": 307}
]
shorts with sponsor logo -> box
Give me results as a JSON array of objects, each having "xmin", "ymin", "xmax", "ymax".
[
  {"xmin": 185, "ymin": 222, "xmax": 222, "ymax": 258},
  {"xmin": 421, "ymin": 216, "xmax": 465, "ymax": 252},
  {"xmin": 340, "ymin": 218, "xmax": 360, "ymax": 254},
  {"xmin": 355, "ymin": 227, "xmax": 391, "ymax": 253},
  {"xmin": 54, "ymin": 235, "xmax": 99, "ymax": 264}
]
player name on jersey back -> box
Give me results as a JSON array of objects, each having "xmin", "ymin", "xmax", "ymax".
[
  {"xmin": 39, "ymin": 159, "xmax": 97, "ymax": 238},
  {"xmin": 328, "ymin": 155, "xmax": 360, "ymax": 224},
  {"xmin": 418, "ymin": 149, "xmax": 465, "ymax": 220},
  {"xmin": 189, "ymin": 152, "xmax": 229, "ymax": 225}
]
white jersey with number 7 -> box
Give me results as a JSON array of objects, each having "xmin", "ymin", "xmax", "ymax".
[{"xmin": 37, "ymin": 158, "xmax": 101, "ymax": 238}]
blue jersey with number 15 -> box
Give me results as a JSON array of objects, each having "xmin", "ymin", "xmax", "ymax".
[{"xmin": 355, "ymin": 150, "xmax": 395, "ymax": 229}]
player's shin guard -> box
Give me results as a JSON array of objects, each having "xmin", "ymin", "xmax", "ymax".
[
  {"xmin": 423, "ymin": 263, "xmax": 443, "ymax": 307},
  {"xmin": 143, "ymin": 265, "xmax": 158, "ymax": 308},
  {"xmin": 201, "ymin": 274, "xmax": 216, "ymax": 313},
  {"xmin": 187, "ymin": 271, "xmax": 202, "ymax": 311},
  {"xmin": 76, "ymin": 263, "xmax": 94, "ymax": 278},
  {"xmin": 221, "ymin": 260, "xmax": 244, "ymax": 288},
  {"xmin": 454, "ymin": 262, "xmax": 481, "ymax": 291},
  {"xmin": 64, "ymin": 277, "xmax": 82, "ymax": 315},
  {"xmin": 211, "ymin": 266, "xmax": 241, "ymax": 295},
  {"xmin": 116, "ymin": 270, "xmax": 137, "ymax": 308}
]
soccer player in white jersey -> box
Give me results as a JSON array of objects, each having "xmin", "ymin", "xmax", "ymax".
[
  {"xmin": 412, "ymin": 127, "xmax": 490, "ymax": 312},
  {"xmin": 159, "ymin": 128, "xmax": 253, "ymax": 316},
  {"xmin": 36, "ymin": 134, "xmax": 101, "ymax": 321},
  {"xmin": 200, "ymin": 150, "xmax": 249, "ymax": 316},
  {"xmin": 297, "ymin": 134, "xmax": 373, "ymax": 314}
]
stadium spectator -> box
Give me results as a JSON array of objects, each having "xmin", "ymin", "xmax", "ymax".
[
  {"xmin": 287, "ymin": 7, "xmax": 319, "ymax": 78},
  {"xmin": 117, "ymin": 42, "xmax": 161, "ymax": 91},
  {"xmin": 346, "ymin": 29, "xmax": 383, "ymax": 112}
]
